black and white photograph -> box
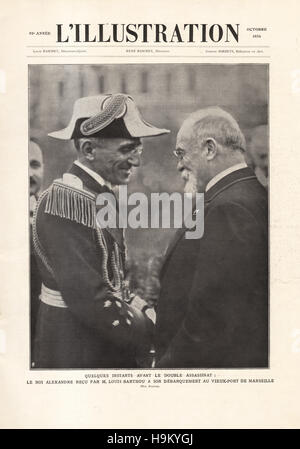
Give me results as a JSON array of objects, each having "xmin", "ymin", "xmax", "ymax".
[{"xmin": 29, "ymin": 63, "xmax": 269, "ymax": 369}]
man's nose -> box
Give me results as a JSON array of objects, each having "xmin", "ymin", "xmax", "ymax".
[{"xmin": 128, "ymin": 154, "xmax": 141, "ymax": 167}]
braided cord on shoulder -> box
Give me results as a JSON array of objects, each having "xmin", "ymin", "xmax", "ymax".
[
  {"xmin": 32, "ymin": 189, "xmax": 55, "ymax": 278},
  {"xmin": 33, "ymin": 188, "xmax": 124, "ymax": 295},
  {"xmin": 95, "ymin": 226, "xmax": 122, "ymax": 293}
]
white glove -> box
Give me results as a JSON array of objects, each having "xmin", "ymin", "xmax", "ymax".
[{"xmin": 144, "ymin": 307, "xmax": 156, "ymax": 325}]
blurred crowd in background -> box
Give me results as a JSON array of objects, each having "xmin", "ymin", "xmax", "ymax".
[{"xmin": 30, "ymin": 64, "xmax": 268, "ymax": 306}]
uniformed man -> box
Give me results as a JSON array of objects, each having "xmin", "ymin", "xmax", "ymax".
[{"xmin": 32, "ymin": 93, "xmax": 169, "ymax": 368}]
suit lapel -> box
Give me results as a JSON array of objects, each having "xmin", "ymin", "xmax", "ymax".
[
  {"xmin": 204, "ymin": 167, "xmax": 256, "ymax": 204},
  {"xmin": 160, "ymin": 204, "xmax": 203, "ymax": 279},
  {"xmin": 160, "ymin": 167, "xmax": 257, "ymax": 278}
]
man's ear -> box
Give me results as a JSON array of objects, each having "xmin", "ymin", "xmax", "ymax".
[
  {"xmin": 81, "ymin": 139, "xmax": 95, "ymax": 162},
  {"xmin": 204, "ymin": 138, "xmax": 218, "ymax": 160}
]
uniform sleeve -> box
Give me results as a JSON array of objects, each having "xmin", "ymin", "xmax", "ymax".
[
  {"xmin": 156, "ymin": 202, "xmax": 268, "ymax": 368},
  {"xmin": 40, "ymin": 211, "xmax": 153, "ymax": 354}
]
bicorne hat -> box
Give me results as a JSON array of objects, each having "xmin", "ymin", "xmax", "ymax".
[{"xmin": 48, "ymin": 93, "xmax": 170, "ymax": 140}]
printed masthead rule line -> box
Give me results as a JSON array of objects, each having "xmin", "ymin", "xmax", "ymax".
[
  {"xmin": 26, "ymin": 45, "xmax": 270, "ymax": 48},
  {"xmin": 26, "ymin": 55, "xmax": 271, "ymax": 58}
]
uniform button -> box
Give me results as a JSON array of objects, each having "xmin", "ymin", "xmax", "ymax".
[
  {"xmin": 115, "ymin": 301, "xmax": 122, "ymax": 308},
  {"xmin": 112, "ymin": 320, "xmax": 120, "ymax": 327},
  {"xmin": 126, "ymin": 318, "xmax": 131, "ymax": 326},
  {"xmin": 128, "ymin": 311, "xmax": 134, "ymax": 318},
  {"xmin": 104, "ymin": 300, "xmax": 112, "ymax": 308}
]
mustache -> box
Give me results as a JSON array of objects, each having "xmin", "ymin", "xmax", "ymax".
[
  {"xmin": 30, "ymin": 175, "xmax": 41, "ymax": 189},
  {"xmin": 30, "ymin": 176, "xmax": 38, "ymax": 186}
]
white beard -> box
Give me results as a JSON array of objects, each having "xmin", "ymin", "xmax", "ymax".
[{"xmin": 183, "ymin": 171, "xmax": 198, "ymax": 196}]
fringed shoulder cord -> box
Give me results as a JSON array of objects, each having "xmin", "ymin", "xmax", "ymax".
[
  {"xmin": 45, "ymin": 180, "xmax": 96, "ymax": 228},
  {"xmin": 32, "ymin": 188, "xmax": 55, "ymax": 278},
  {"xmin": 34, "ymin": 180, "xmax": 123, "ymax": 296}
]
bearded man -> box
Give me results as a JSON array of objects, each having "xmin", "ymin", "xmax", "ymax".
[{"xmin": 155, "ymin": 107, "xmax": 268, "ymax": 368}]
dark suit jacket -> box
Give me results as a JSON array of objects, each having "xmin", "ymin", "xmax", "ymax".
[
  {"xmin": 155, "ymin": 167, "xmax": 268, "ymax": 368},
  {"xmin": 32, "ymin": 163, "xmax": 152, "ymax": 369}
]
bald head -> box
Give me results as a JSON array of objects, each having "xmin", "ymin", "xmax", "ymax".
[
  {"xmin": 175, "ymin": 107, "xmax": 246, "ymax": 193},
  {"xmin": 177, "ymin": 107, "xmax": 246, "ymax": 152}
]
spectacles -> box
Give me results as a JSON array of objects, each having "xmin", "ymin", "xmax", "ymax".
[
  {"xmin": 128, "ymin": 147, "xmax": 143, "ymax": 156},
  {"xmin": 173, "ymin": 149, "xmax": 186, "ymax": 160},
  {"xmin": 120, "ymin": 146, "xmax": 143, "ymax": 157}
]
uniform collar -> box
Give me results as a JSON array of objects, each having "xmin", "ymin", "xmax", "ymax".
[
  {"xmin": 68, "ymin": 161, "xmax": 113, "ymax": 195},
  {"xmin": 74, "ymin": 160, "xmax": 113, "ymax": 191},
  {"xmin": 68, "ymin": 162, "xmax": 124, "ymax": 249},
  {"xmin": 161, "ymin": 165, "xmax": 257, "ymax": 274},
  {"xmin": 205, "ymin": 162, "xmax": 248, "ymax": 192}
]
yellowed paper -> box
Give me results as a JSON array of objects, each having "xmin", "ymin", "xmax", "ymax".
[{"xmin": 0, "ymin": 0, "xmax": 300, "ymax": 429}]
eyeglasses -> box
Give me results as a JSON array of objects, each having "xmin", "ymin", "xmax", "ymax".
[
  {"xmin": 173, "ymin": 149, "xmax": 186, "ymax": 160},
  {"xmin": 120, "ymin": 145, "xmax": 143, "ymax": 157},
  {"xmin": 128, "ymin": 147, "xmax": 143, "ymax": 156}
]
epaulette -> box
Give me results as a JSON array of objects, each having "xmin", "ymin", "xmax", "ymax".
[{"xmin": 45, "ymin": 173, "xmax": 96, "ymax": 228}]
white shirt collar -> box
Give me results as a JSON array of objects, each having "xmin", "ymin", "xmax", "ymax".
[
  {"xmin": 205, "ymin": 162, "xmax": 248, "ymax": 192},
  {"xmin": 74, "ymin": 160, "xmax": 113, "ymax": 191}
]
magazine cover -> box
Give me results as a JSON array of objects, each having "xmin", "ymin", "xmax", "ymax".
[{"xmin": 0, "ymin": 0, "xmax": 300, "ymax": 429}]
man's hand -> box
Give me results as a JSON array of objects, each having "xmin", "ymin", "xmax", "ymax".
[
  {"xmin": 144, "ymin": 307, "xmax": 156, "ymax": 324},
  {"xmin": 129, "ymin": 294, "xmax": 147, "ymax": 310},
  {"xmin": 129, "ymin": 294, "xmax": 156, "ymax": 324}
]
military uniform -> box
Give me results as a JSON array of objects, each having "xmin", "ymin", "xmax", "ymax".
[{"xmin": 32, "ymin": 93, "xmax": 169, "ymax": 368}]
